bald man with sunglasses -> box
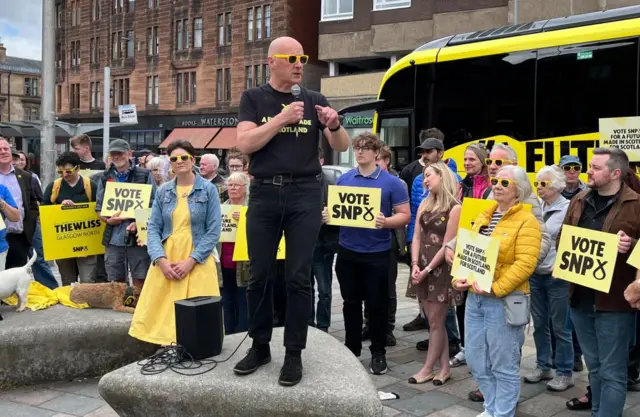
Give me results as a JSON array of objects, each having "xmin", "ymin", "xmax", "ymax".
[{"xmin": 234, "ymin": 36, "xmax": 349, "ymax": 387}]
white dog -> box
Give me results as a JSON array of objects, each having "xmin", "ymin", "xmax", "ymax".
[{"xmin": 0, "ymin": 252, "xmax": 37, "ymax": 316}]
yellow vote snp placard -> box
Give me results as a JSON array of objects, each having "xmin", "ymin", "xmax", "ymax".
[
  {"xmin": 220, "ymin": 204, "xmax": 242, "ymax": 243},
  {"xmin": 600, "ymin": 116, "xmax": 640, "ymax": 162},
  {"xmin": 134, "ymin": 208, "xmax": 152, "ymax": 246},
  {"xmin": 553, "ymin": 225, "xmax": 619, "ymax": 293},
  {"xmin": 451, "ymin": 228, "xmax": 500, "ymax": 294},
  {"xmin": 100, "ymin": 182, "xmax": 152, "ymax": 219},
  {"xmin": 458, "ymin": 198, "xmax": 532, "ymax": 233},
  {"xmin": 327, "ymin": 185, "xmax": 381, "ymax": 229},
  {"xmin": 233, "ymin": 206, "xmax": 285, "ymax": 262},
  {"xmin": 627, "ymin": 241, "xmax": 640, "ymax": 270},
  {"xmin": 39, "ymin": 202, "xmax": 106, "ymax": 261}
]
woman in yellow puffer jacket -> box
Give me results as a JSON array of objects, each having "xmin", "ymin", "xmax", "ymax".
[{"xmin": 453, "ymin": 165, "xmax": 541, "ymax": 417}]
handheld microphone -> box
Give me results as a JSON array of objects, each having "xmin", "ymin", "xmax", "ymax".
[{"xmin": 291, "ymin": 84, "xmax": 301, "ymax": 138}]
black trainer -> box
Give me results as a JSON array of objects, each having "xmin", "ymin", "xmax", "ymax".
[
  {"xmin": 370, "ymin": 354, "xmax": 388, "ymax": 375},
  {"xmin": 416, "ymin": 339, "xmax": 429, "ymax": 351},
  {"xmin": 233, "ymin": 345, "xmax": 271, "ymax": 375},
  {"xmin": 386, "ymin": 332, "xmax": 396, "ymax": 347},
  {"xmin": 279, "ymin": 354, "xmax": 303, "ymax": 386}
]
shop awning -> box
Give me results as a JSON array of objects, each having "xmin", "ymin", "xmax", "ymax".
[
  {"xmin": 205, "ymin": 128, "xmax": 237, "ymax": 150},
  {"xmin": 159, "ymin": 127, "xmax": 220, "ymax": 149}
]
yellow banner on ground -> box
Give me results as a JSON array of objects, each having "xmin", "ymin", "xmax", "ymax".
[
  {"xmin": 134, "ymin": 208, "xmax": 152, "ymax": 246},
  {"xmin": 233, "ymin": 206, "xmax": 285, "ymax": 261},
  {"xmin": 327, "ymin": 185, "xmax": 381, "ymax": 229},
  {"xmin": 553, "ymin": 225, "xmax": 619, "ymax": 293},
  {"xmin": 600, "ymin": 117, "xmax": 640, "ymax": 162},
  {"xmin": 100, "ymin": 182, "xmax": 152, "ymax": 219},
  {"xmin": 458, "ymin": 198, "xmax": 531, "ymax": 232},
  {"xmin": 40, "ymin": 203, "xmax": 106, "ymax": 261},
  {"xmin": 451, "ymin": 228, "xmax": 500, "ymax": 293},
  {"xmin": 220, "ymin": 204, "xmax": 241, "ymax": 243}
]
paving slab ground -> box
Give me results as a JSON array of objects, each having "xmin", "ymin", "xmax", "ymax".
[{"xmin": 3, "ymin": 263, "xmax": 640, "ymax": 416}]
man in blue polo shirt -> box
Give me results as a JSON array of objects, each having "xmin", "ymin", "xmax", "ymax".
[{"xmin": 327, "ymin": 132, "xmax": 409, "ymax": 375}]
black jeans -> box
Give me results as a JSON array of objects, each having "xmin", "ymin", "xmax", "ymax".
[
  {"xmin": 246, "ymin": 179, "xmax": 322, "ymax": 351},
  {"xmin": 6, "ymin": 233, "xmax": 30, "ymax": 269},
  {"xmin": 336, "ymin": 246, "xmax": 390, "ymax": 357},
  {"xmin": 364, "ymin": 237, "xmax": 398, "ymax": 333}
]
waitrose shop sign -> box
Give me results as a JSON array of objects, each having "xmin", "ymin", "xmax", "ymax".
[{"xmin": 342, "ymin": 113, "xmax": 374, "ymax": 127}]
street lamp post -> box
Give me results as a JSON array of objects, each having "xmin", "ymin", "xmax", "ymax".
[
  {"xmin": 103, "ymin": 67, "xmax": 110, "ymax": 160},
  {"xmin": 40, "ymin": 0, "xmax": 56, "ymax": 186}
]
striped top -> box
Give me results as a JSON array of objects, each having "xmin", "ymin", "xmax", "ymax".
[{"xmin": 480, "ymin": 211, "xmax": 505, "ymax": 236}]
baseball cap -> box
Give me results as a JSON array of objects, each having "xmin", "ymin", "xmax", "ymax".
[
  {"xmin": 11, "ymin": 149, "xmax": 19, "ymax": 158},
  {"xmin": 108, "ymin": 139, "xmax": 131, "ymax": 153},
  {"xmin": 416, "ymin": 138, "xmax": 444, "ymax": 152},
  {"xmin": 558, "ymin": 155, "xmax": 581, "ymax": 167}
]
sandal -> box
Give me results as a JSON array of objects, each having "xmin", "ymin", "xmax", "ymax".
[
  {"xmin": 433, "ymin": 372, "xmax": 451, "ymax": 386},
  {"xmin": 566, "ymin": 397, "xmax": 592, "ymax": 411},
  {"xmin": 408, "ymin": 371, "xmax": 436, "ymax": 384},
  {"xmin": 468, "ymin": 389, "xmax": 484, "ymax": 402},
  {"xmin": 449, "ymin": 357, "xmax": 466, "ymax": 368}
]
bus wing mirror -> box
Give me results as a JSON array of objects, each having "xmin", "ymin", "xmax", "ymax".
[{"xmin": 337, "ymin": 99, "xmax": 385, "ymax": 116}]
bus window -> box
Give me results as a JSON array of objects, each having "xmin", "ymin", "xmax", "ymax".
[
  {"xmin": 379, "ymin": 66, "xmax": 417, "ymax": 110},
  {"xmin": 536, "ymin": 38, "xmax": 639, "ymax": 140},
  {"xmin": 380, "ymin": 116, "xmax": 410, "ymax": 169},
  {"xmin": 431, "ymin": 51, "xmax": 536, "ymax": 149}
]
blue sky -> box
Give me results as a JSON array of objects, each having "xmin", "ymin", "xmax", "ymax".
[{"xmin": 0, "ymin": 0, "xmax": 42, "ymax": 60}]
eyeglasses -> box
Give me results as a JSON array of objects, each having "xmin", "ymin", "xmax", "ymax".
[
  {"xmin": 56, "ymin": 166, "xmax": 78, "ymax": 175},
  {"xmin": 490, "ymin": 177, "xmax": 518, "ymax": 188},
  {"xmin": 151, "ymin": 168, "xmax": 160, "ymax": 173},
  {"xmin": 228, "ymin": 164, "xmax": 244, "ymax": 171},
  {"xmin": 354, "ymin": 146, "xmax": 373, "ymax": 153},
  {"xmin": 563, "ymin": 165, "xmax": 582, "ymax": 173},
  {"xmin": 169, "ymin": 154, "xmax": 193, "ymax": 163},
  {"xmin": 272, "ymin": 54, "xmax": 309, "ymax": 65},
  {"xmin": 227, "ymin": 183, "xmax": 246, "ymax": 188},
  {"xmin": 534, "ymin": 181, "xmax": 551, "ymax": 188},
  {"xmin": 485, "ymin": 158, "xmax": 514, "ymax": 167}
]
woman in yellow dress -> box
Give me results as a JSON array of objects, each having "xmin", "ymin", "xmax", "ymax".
[{"xmin": 129, "ymin": 140, "xmax": 221, "ymax": 346}]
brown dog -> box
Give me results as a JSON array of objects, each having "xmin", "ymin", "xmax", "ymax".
[{"xmin": 69, "ymin": 282, "xmax": 140, "ymax": 314}]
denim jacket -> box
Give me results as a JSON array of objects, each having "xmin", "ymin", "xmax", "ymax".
[{"xmin": 147, "ymin": 174, "xmax": 221, "ymax": 264}]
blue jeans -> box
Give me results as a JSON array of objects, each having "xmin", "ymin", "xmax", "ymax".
[
  {"xmin": 425, "ymin": 306, "xmax": 460, "ymax": 345},
  {"xmin": 466, "ymin": 292, "xmax": 524, "ymax": 417},
  {"xmin": 220, "ymin": 268, "xmax": 248, "ymax": 335},
  {"xmin": 309, "ymin": 246, "xmax": 334, "ymax": 332},
  {"xmin": 530, "ymin": 273, "xmax": 573, "ymax": 376},
  {"xmin": 31, "ymin": 218, "xmax": 58, "ymax": 290},
  {"xmin": 570, "ymin": 309, "xmax": 633, "ymax": 417}
]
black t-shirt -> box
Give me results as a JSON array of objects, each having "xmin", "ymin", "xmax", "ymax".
[
  {"xmin": 238, "ymin": 84, "xmax": 330, "ymax": 178},
  {"xmin": 79, "ymin": 158, "xmax": 106, "ymax": 170},
  {"xmin": 42, "ymin": 178, "xmax": 98, "ymax": 206}
]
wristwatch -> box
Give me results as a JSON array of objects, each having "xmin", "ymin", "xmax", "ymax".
[
  {"xmin": 425, "ymin": 267, "xmax": 434, "ymax": 275},
  {"xmin": 329, "ymin": 117, "xmax": 342, "ymax": 132}
]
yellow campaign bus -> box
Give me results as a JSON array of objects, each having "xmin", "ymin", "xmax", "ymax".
[{"xmin": 369, "ymin": 5, "xmax": 640, "ymax": 179}]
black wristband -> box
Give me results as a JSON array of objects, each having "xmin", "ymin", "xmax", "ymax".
[{"xmin": 329, "ymin": 123, "xmax": 341, "ymax": 132}]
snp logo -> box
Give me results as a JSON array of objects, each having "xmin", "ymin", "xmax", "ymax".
[{"xmin": 73, "ymin": 246, "xmax": 89, "ymax": 253}]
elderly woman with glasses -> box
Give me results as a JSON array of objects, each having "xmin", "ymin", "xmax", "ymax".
[
  {"xmin": 522, "ymin": 165, "xmax": 573, "ymax": 392},
  {"xmin": 453, "ymin": 165, "xmax": 541, "ymax": 417},
  {"xmin": 146, "ymin": 156, "xmax": 170, "ymax": 186},
  {"xmin": 129, "ymin": 140, "xmax": 221, "ymax": 346},
  {"xmin": 218, "ymin": 172, "xmax": 251, "ymax": 334}
]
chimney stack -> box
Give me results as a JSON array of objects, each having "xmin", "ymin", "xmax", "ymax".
[{"xmin": 0, "ymin": 38, "xmax": 6, "ymax": 62}]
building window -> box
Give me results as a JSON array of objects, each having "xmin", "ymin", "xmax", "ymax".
[
  {"xmin": 193, "ymin": 18, "xmax": 203, "ymax": 49},
  {"xmin": 226, "ymin": 13, "xmax": 232, "ymax": 45},
  {"xmin": 154, "ymin": 75, "xmax": 159, "ymax": 105},
  {"xmin": 25, "ymin": 78, "xmax": 38, "ymax": 97},
  {"xmin": 373, "ymin": 0, "xmax": 410, "ymax": 10},
  {"xmin": 216, "ymin": 69, "xmax": 223, "ymax": 101},
  {"xmin": 224, "ymin": 68, "xmax": 231, "ymax": 101},
  {"xmin": 90, "ymin": 37, "xmax": 100, "ymax": 64},
  {"xmin": 247, "ymin": 9, "xmax": 254, "ymax": 41},
  {"xmin": 256, "ymin": 7, "xmax": 262, "ymax": 40},
  {"xmin": 70, "ymin": 40, "xmax": 81, "ymax": 68},
  {"xmin": 24, "ymin": 107, "xmax": 40, "ymax": 121},
  {"xmin": 128, "ymin": 0, "xmax": 135, "ymax": 12},
  {"xmin": 112, "ymin": 79, "xmax": 130, "ymax": 107},
  {"xmin": 263, "ymin": 64, "xmax": 270, "ymax": 83},
  {"xmin": 147, "ymin": 76, "xmax": 159, "ymax": 105},
  {"xmin": 254, "ymin": 64, "xmax": 261, "ymax": 86},
  {"xmin": 90, "ymin": 82, "xmax": 96, "ymax": 109},
  {"xmin": 92, "ymin": 0, "xmax": 101, "ymax": 20},
  {"xmin": 176, "ymin": 19, "xmax": 188, "ymax": 50},
  {"xmin": 70, "ymin": 84, "xmax": 80, "ymax": 111},
  {"xmin": 113, "ymin": 0, "xmax": 124, "ymax": 13},
  {"xmin": 56, "ymin": 4, "xmax": 63, "ymax": 28},
  {"xmin": 148, "ymin": 0, "xmax": 158, "ymax": 8},
  {"xmin": 265, "ymin": 5, "xmax": 271, "ymax": 38},
  {"xmin": 176, "ymin": 72, "xmax": 196, "ymax": 104},
  {"xmin": 56, "ymin": 44, "xmax": 62, "ymax": 69},
  {"xmin": 126, "ymin": 31, "xmax": 134, "ymax": 57},
  {"xmin": 71, "ymin": 1, "xmax": 78, "ymax": 26},
  {"xmin": 147, "ymin": 26, "xmax": 159, "ymax": 56},
  {"xmin": 245, "ymin": 66, "xmax": 253, "ymax": 89},
  {"xmin": 147, "ymin": 76, "xmax": 153, "ymax": 105},
  {"xmin": 56, "ymin": 85, "xmax": 62, "ymax": 112},
  {"xmin": 96, "ymin": 81, "xmax": 101, "ymax": 109},
  {"xmin": 176, "ymin": 74, "xmax": 183, "ymax": 104},
  {"xmin": 112, "ymin": 31, "xmax": 123, "ymax": 59},
  {"xmin": 218, "ymin": 14, "xmax": 224, "ymax": 46},
  {"xmin": 321, "ymin": 0, "xmax": 353, "ymax": 21}
]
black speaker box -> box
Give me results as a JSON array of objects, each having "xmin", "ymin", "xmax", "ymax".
[{"xmin": 175, "ymin": 296, "xmax": 224, "ymax": 360}]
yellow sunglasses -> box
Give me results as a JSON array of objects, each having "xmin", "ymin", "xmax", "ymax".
[
  {"xmin": 534, "ymin": 181, "xmax": 551, "ymax": 188},
  {"xmin": 56, "ymin": 166, "xmax": 79, "ymax": 175},
  {"xmin": 485, "ymin": 158, "xmax": 514, "ymax": 167},
  {"xmin": 562, "ymin": 165, "xmax": 582, "ymax": 173},
  {"xmin": 490, "ymin": 177, "xmax": 518, "ymax": 187},
  {"xmin": 169, "ymin": 154, "xmax": 193, "ymax": 163},
  {"xmin": 272, "ymin": 54, "xmax": 309, "ymax": 65}
]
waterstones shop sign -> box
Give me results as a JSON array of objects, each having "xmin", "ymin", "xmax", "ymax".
[{"xmin": 180, "ymin": 117, "xmax": 239, "ymax": 127}]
